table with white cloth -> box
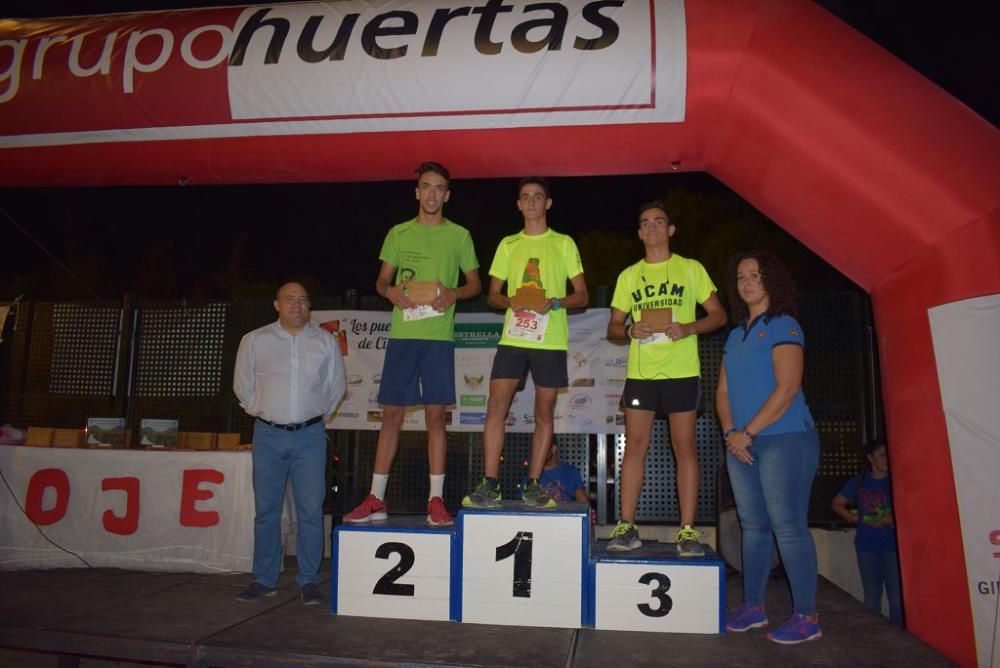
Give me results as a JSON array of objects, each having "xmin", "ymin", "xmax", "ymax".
[{"xmin": 0, "ymin": 446, "xmax": 295, "ymax": 573}]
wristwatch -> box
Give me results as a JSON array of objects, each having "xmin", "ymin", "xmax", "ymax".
[
  {"xmin": 742, "ymin": 428, "xmax": 757, "ymax": 441},
  {"xmin": 551, "ymin": 298, "xmax": 561, "ymax": 310}
]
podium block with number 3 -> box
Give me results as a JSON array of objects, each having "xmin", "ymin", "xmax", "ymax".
[
  {"xmin": 589, "ymin": 542, "xmax": 725, "ymax": 633},
  {"xmin": 458, "ymin": 504, "xmax": 589, "ymax": 628},
  {"xmin": 333, "ymin": 518, "xmax": 457, "ymax": 621}
]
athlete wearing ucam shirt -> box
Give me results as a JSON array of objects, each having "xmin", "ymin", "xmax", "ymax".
[{"xmin": 606, "ymin": 201, "xmax": 726, "ymax": 556}]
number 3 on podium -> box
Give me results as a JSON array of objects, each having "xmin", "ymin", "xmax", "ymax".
[{"xmin": 637, "ymin": 571, "xmax": 673, "ymax": 617}]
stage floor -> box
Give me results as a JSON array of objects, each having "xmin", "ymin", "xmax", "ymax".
[{"xmin": 0, "ymin": 557, "xmax": 952, "ymax": 668}]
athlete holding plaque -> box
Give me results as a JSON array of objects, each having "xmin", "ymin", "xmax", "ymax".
[
  {"xmin": 345, "ymin": 162, "xmax": 480, "ymax": 527},
  {"xmin": 606, "ymin": 201, "xmax": 726, "ymax": 555},
  {"xmin": 463, "ymin": 177, "xmax": 588, "ymax": 509}
]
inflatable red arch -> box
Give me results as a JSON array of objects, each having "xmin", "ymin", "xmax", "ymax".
[{"xmin": 2, "ymin": 1, "xmax": 998, "ymax": 663}]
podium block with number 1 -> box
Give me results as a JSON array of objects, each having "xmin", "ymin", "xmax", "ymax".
[{"xmin": 458, "ymin": 503, "xmax": 589, "ymax": 628}]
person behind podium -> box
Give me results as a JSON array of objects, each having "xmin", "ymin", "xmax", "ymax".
[
  {"xmin": 233, "ymin": 281, "xmax": 347, "ymax": 606},
  {"xmin": 716, "ymin": 250, "xmax": 822, "ymax": 644},
  {"xmin": 463, "ymin": 176, "xmax": 588, "ymax": 509},
  {"xmin": 521, "ymin": 438, "xmax": 589, "ymax": 504},
  {"xmin": 344, "ymin": 162, "xmax": 481, "ymax": 527},
  {"xmin": 605, "ymin": 201, "xmax": 726, "ymax": 556}
]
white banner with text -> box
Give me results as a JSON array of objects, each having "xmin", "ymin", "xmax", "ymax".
[
  {"xmin": 929, "ymin": 294, "xmax": 1000, "ymax": 668},
  {"xmin": 0, "ymin": 0, "xmax": 686, "ymax": 147}
]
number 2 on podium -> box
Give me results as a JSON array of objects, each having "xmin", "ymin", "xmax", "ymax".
[{"xmin": 372, "ymin": 542, "xmax": 415, "ymax": 596}]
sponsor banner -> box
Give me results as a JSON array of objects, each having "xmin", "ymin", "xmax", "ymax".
[
  {"xmin": 929, "ymin": 294, "xmax": 1000, "ymax": 668},
  {"xmin": 316, "ymin": 308, "xmax": 626, "ymax": 433},
  {"xmin": 0, "ymin": 448, "xmax": 262, "ymax": 573},
  {"xmin": 0, "ymin": 0, "xmax": 686, "ymax": 148},
  {"xmin": 454, "ymin": 321, "xmax": 502, "ymax": 348}
]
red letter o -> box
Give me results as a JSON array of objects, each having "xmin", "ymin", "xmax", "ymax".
[{"xmin": 25, "ymin": 468, "xmax": 70, "ymax": 525}]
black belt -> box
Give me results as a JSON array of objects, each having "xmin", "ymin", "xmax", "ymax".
[{"xmin": 257, "ymin": 416, "xmax": 323, "ymax": 432}]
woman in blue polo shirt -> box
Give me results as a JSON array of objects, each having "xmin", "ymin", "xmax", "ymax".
[{"xmin": 715, "ymin": 250, "xmax": 821, "ymax": 645}]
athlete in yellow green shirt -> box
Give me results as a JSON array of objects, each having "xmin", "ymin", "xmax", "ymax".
[
  {"xmin": 606, "ymin": 201, "xmax": 726, "ymax": 555},
  {"xmin": 463, "ymin": 177, "xmax": 588, "ymax": 509}
]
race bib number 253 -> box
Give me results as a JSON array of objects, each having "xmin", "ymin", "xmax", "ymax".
[{"xmin": 506, "ymin": 310, "xmax": 549, "ymax": 343}]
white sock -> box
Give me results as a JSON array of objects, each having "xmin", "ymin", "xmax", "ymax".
[
  {"xmin": 429, "ymin": 474, "xmax": 445, "ymax": 500},
  {"xmin": 370, "ymin": 474, "xmax": 389, "ymax": 500}
]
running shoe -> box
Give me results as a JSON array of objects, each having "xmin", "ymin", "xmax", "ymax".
[
  {"xmin": 426, "ymin": 496, "xmax": 454, "ymax": 526},
  {"xmin": 522, "ymin": 480, "xmax": 557, "ymax": 508},
  {"xmin": 607, "ymin": 521, "xmax": 641, "ymax": 551},
  {"xmin": 344, "ymin": 494, "xmax": 388, "ymax": 523},
  {"xmin": 767, "ymin": 613, "xmax": 822, "ymax": 644},
  {"xmin": 726, "ymin": 603, "xmax": 768, "ymax": 632},
  {"xmin": 676, "ymin": 525, "xmax": 705, "ymax": 557},
  {"xmin": 462, "ymin": 478, "xmax": 502, "ymax": 508}
]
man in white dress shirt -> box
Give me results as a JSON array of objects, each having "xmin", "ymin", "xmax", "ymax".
[{"xmin": 233, "ymin": 281, "xmax": 346, "ymax": 605}]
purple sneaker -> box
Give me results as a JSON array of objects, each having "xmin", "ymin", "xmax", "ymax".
[
  {"xmin": 725, "ymin": 603, "xmax": 768, "ymax": 632},
  {"xmin": 767, "ymin": 613, "xmax": 822, "ymax": 644}
]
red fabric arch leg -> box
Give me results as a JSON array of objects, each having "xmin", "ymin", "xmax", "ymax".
[{"xmin": 872, "ymin": 210, "xmax": 1000, "ymax": 667}]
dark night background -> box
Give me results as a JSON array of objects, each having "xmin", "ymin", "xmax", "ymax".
[{"xmin": 1, "ymin": 1, "xmax": 996, "ymax": 303}]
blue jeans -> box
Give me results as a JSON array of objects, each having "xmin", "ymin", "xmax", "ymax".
[
  {"xmin": 857, "ymin": 550, "xmax": 903, "ymax": 626},
  {"xmin": 728, "ymin": 428, "xmax": 819, "ymax": 615},
  {"xmin": 251, "ymin": 420, "xmax": 327, "ymax": 588}
]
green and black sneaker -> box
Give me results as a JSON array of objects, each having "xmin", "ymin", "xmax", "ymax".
[
  {"xmin": 607, "ymin": 521, "xmax": 641, "ymax": 551},
  {"xmin": 676, "ymin": 525, "xmax": 705, "ymax": 557},
  {"xmin": 522, "ymin": 480, "xmax": 557, "ymax": 508},
  {"xmin": 462, "ymin": 478, "xmax": 502, "ymax": 508}
]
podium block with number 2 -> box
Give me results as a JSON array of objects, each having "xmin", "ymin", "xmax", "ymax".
[
  {"xmin": 458, "ymin": 504, "xmax": 589, "ymax": 628},
  {"xmin": 333, "ymin": 518, "xmax": 457, "ymax": 621}
]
